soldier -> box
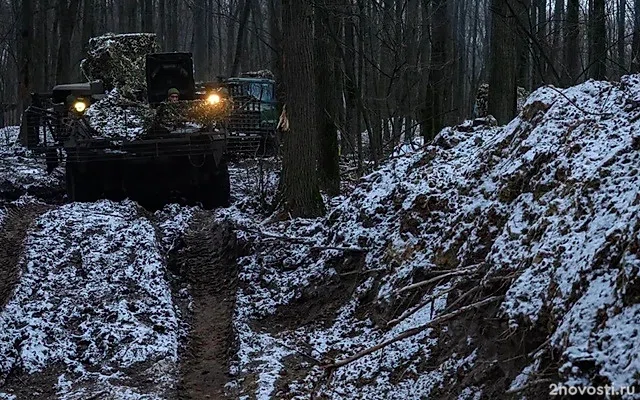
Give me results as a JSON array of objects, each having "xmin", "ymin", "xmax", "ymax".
[{"xmin": 167, "ymin": 88, "xmax": 180, "ymax": 103}]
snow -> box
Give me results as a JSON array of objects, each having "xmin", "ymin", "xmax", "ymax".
[
  {"xmin": 225, "ymin": 77, "xmax": 640, "ymax": 399},
  {"xmin": 0, "ymin": 126, "xmax": 63, "ymax": 198},
  {"xmin": 2, "ymin": 74, "xmax": 640, "ymax": 399},
  {"xmin": 0, "ymin": 200, "xmax": 180, "ymax": 398}
]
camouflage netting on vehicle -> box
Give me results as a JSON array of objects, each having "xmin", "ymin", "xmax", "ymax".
[
  {"xmin": 80, "ymin": 33, "xmax": 159, "ymax": 93},
  {"xmin": 473, "ymin": 83, "xmax": 529, "ymax": 118},
  {"xmin": 241, "ymin": 70, "xmax": 275, "ymax": 80},
  {"xmin": 84, "ymin": 89, "xmax": 155, "ymax": 140},
  {"xmin": 155, "ymin": 97, "xmax": 232, "ymax": 130}
]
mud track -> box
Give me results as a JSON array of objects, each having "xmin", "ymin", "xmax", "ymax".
[
  {"xmin": 0, "ymin": 203, "xmax": 51, "ymax": 309},
  {"xmin": 176, "ymin": 214, "xmax": 239, "ymax": 399}
]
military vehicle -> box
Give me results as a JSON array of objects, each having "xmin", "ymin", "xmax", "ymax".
[
  {"xmin": 20, "ymin": 51, "xmax": 230, "ymax": 210},
  {"xmin": 223, "ymin": 73, "xmax": 279, "ymax": 156}
]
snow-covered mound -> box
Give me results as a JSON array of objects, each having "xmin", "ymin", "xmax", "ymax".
[
  {"xmin": 228, "ymin": 77, "xmax": 640, "ymax": 399},
  {"xmin": 0, "ymin": 200, "xmax": 181, "ymax": 399}
]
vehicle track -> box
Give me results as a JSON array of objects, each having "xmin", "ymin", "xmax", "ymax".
[{"xmin": 175, "ymin": 214, "xmax": 239, "ymax": 399}]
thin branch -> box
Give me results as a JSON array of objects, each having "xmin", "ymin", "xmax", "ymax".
[
  {"xmin": 386, "ymin": 285, "xmax": 459, "ymax": 327},
  {"xmin": 311, "ymin": 245, "xmax": 367, "ymax": 253},
  {"xmin": 323, "ymin": 296, "xmax": 504, "ymax": 370},
  {"xmin": 234, "ymin": 224, "xmax": 314, "ymax": 244},
  {"xmin": 395, "ymin": 269, "xmax": 475, "ymax": 295},
  {"xmin": 543, "ymin": 84, "xmax": 614, "ymax": 117},
  {"xmin": 505, "ymin": 379, "xmax": 554, "ymax": 394}
]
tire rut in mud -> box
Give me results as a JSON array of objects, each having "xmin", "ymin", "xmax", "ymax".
[
  {"xmin": 175, "ymin": 214, "xmax": 238, "ymax": 399},
  {"xmin": 0, "ymin": 203, "xmax": 51, "ymax": 309}
]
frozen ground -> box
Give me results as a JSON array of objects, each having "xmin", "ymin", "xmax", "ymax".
[
  {"xmin": 1, "ymin": 74, "xmax": 640, "ymax": 400},
  {"xmin": 223, "ymin": 77, "xmax": 640, "ymax": 399},
  {"xmin": 0, "ymin": 200, "xmax": 192, "ymax": 399},
  {"xmin": 0, "ymin": 127, "xmax": 64, "ymax": 201}
]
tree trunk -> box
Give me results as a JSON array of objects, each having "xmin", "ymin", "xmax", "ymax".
[
  {"xmin": 424, "ymin": 0, "xmax": 454, "ymax": 139},
  {"xmin": 564, "ymin": 0, "xmax": 580, "ymax": 83},
  {"xmin": 633, "ymin": 0, "xmax": 640, "ymax": 72},
  {"xmin": 516, "ymin": 0, "xmax": 531, "ymax": 89},
  {"xmin": 226, "ymin": 2, "xmax": 237, "ymax": 74},
  {"xmin": 231, "ymin": 0, "xmax": 253, "ymax": 76},
  {"xmin": 56, "ymin": 0, "xmax": 82, "ymax": 84},
  {"xmin": 218, "ymin": 0, "xmax": 224, "ymax": 74},
  {"xmin": 405, "ymin": 0, "xmax": 419, "ymax": 140},
  {"xmin": 551, "ymin": 0, "xmax": 564, "ymax": 84},
  {"xmin": 455, "ymin": 0, "xmax": 467, "ymax": 120},
  {"xmin": 33, "ymin": 0, "xmax": 47, "ymax": 92},
  {"xmin": 619, "ymin": 0, "xmax": 626, "ymax": 76},
  {"xmin": 82, "ymin": 0, "xmax": 94, "ymax": 53},
  {"xmin": 489, "ymin": 0, "xmax": 517, "ymax": 124},
  {"xmin": 268, "ymin": 0, "xmax": 282, "ymax": 81},
  {"xmin": 278, "ymin": 0, "xmax": 324, "ymax": 217},
  {"xmin": 142, "ymin": 0, "xmax": 153, "ymax": 32},
  {"xmin": 315, "ymin": 0, "xmax": 340, "ymax": 196},
  {"xmin": 126, "ymin": 0, "xmax": 137, "ymax": 32},
  {"xmin": 589, "ymin": 0, "xmax": 607, "ymax": 79},
  {"xmin": 158, "ymin": 0, "xmax": 166, "ymax": 48},
  {"xmin": 362, "ymin": 0, "xmax": 383, "ymax": 162},
  {"xmin": 18, "ymin": 0, "xmax": 33, "ymax": 111},
  {"xmin": 418, "ymin": 0, "xmax": 431, "ymax": 137},
  {"xmin": 118, "ymin": 0, "xmax": 126, "ymax": 32},
  {"xmin": 534, "ymin": 0, "xmax": 547, "ymax": 86},
  {"xmin": 167, "ymin": 0, "xmax": 178, "ymax": 50},
  {"xmin": 193, "ymin": 0, "xmax": 207, "ymax": 80},
  {"xmin": 342, "ymin": 0, "xmax": 357, "ymax": 155}
]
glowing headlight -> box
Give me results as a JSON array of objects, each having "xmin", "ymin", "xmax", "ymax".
[
  {"xmin": 206, "ymin": 93, "xmax": 221, "ymax": 105},
  {"xmin": 73, "ymin": 101, "xmax": 87, "ymax": 113}
]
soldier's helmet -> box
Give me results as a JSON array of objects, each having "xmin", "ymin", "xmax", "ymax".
[{"xmin": 167, "ymin": 88, "xmax": 180, "ymax": 102}]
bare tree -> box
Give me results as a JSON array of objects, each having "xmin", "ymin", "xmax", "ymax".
[
  {"xmin": 231, "ymin": 0, "xmax": 252, "ymax": 76},
  {"xmin": 277, "ymin": 0, "xmax": 324, "ymax": 217},
  {"xmin": 632, "ymin": 0, "xmax": 640, "ymax": 72},
  {"xmin": 564, "ymin": 0, "xmax": 580, "ymax": 83},
  {"xmin": 589, "ymin": 0, "xmax": 607, "ymax": 79},
  {"xmin": 489, "ymin": 0, "xmax": 517, "ymax": 124},
  {"xmin": 315, "ymin": 0, "xmax": 340, "ymax": 196}
]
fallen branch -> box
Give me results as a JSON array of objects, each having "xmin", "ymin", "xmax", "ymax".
[
  {"xmin": 234, "ymin": 224, "xmax": 314, "ymax": 244},
  {"xmin": 234, "ymin": 224, "xmax": 365, "ymax": 251},
  {"xmin": 271, "ymin": 338, "xmax": 324, "ymax": 365},
  {"xmin": 395, "ymin": 269, "xmax": 474, "ymax": 295},
  {"xmin": 323, "ymin": 295, "xmax": 504, "ymax": 370},
  {"xmin": 505, "ymin": 378, "xmax": 553, "ymax": 395},
  {"xmin": 339, "ymin": 267, "xmax": 387, "ymax": 277},
  {"xmin": 527, "ymin": 336, "xmax": 552, "ymax": 358},
  {"xmin": 442, "ymin": 285, "xmax": 481, "ymax": 314},
  {"xmin": 386, "ymin": 285, "xmax": 459, "ymax": 328},
  {"xmin": 311, "ymin": 245, "xmax": 367, "ymax": 253}
]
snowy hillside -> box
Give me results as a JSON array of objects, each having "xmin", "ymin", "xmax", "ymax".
[{"xmin": 225, "ymin": 77, "xmax": 640, "ymax": 399}]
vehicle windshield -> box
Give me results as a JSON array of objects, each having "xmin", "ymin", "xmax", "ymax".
[{"xmin": 244, "ymin": 83, "xmax": 274, "ymax": 102}]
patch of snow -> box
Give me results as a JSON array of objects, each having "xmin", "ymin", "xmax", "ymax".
[
  {"xmin": 0, "ymin": 200, "xmax": 179, "ymax": 398},
  {"xmin": 227, "ymin": 75, "xmax": 640, "ymax": 398}
]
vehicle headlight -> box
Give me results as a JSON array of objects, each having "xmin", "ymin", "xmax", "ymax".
[
  {"xmin": 73, "ymin": 100, "xmax": 87, "ymax": 113},
  {"xmin": 207, "ymin": 93, "xmax": 221, "ymax": 105}
]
